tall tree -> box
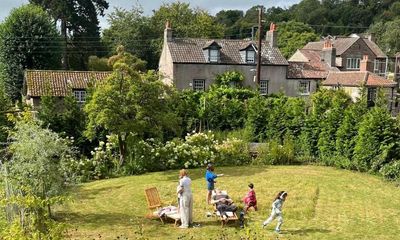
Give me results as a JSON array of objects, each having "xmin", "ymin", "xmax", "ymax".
[
  {"xmin": 85, "ymin": 47, "xmax": 177, "ymax": 165},
  {"xmin": 30, "ymin": 0, "xmax": 109, "ymax": 70},
  {"xmin": 0, "ymin": 4, "xmax": 61, "ymax": 101}
]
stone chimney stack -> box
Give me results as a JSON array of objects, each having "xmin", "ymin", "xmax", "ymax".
[
  {"xmin": 164, "ymin": 20, "xmax": 173, "ymax": 42},
  {"xmin": 321, "ymin": 39, "xmax": 336, "ymax": 67},
  {"xmin": 360, "ymin": 55, "xmax": 373, "ymax": 72},
  {"xmin": 266, "ymin": 22, "xmax": 278, "ymax": 47}
]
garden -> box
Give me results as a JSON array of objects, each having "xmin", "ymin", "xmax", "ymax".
[{"xmin": 1, "ymin": 50, "xmax": 400, "ymax": 239}]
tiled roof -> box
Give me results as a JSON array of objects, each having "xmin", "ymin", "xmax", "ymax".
[
  {"xmin": 322, "ymin": 71, "xmax": 396, "ymax": 87},
  {"xmin": 167, "ymin": 38, "xmax": 288, "ymax": 65},
  {"xmin": 25, "ymin": 70, "xmax": 111, "ymax": 97},
  {"xmin": 287, "ymin": 49, "xmax": 339, "ymax": 79},
  {"xmin": 303, "ymin": 37, "xmax": 387, "ymax": 58}
]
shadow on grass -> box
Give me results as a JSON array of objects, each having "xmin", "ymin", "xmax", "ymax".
[
  {"xmin": 56, "ymin": 211, "xmax": 134, "ymax": 228},
  {"xmin": 283, "ymin": 228, "xmax": 331, "ymax": 235},
  {"xmin": 71, "ymin": 185, "xmax": 125, "ymax": 200}
]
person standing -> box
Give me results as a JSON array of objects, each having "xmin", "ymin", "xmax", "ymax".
[
  {"xmin": 205, "ymin": 163, "xmax": 223, "ymax": 204},
  {"xmin": 178, "ymin": 169, "xmax": 193, "ymax": 228}
]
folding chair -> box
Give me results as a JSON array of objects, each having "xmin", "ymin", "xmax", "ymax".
[{"xmin": 144, "ymin": 187, "xmax": 180, "ymax": 226}]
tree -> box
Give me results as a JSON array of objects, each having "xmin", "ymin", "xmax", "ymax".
[
  {"xmin": 0, "ymin": 87, "xmax": 11, "ymax": 144},
  {"xmin": 370, "ymin": 18, "xmax": 400, "ymax": 56},
  {"xmin": 277, "ymin": 21, "xmax": 320, "ymax": 58},
  {"xmin": 102, "ymin": 6, "xmax": 158, "ymax": 69},
  {"xmin": 30, "ymin": 0, "xmax": 109, "ymax": 70},
  {"xmin": 88, "ymin": 56, "xmax": 112, "ymax": 71},
  {"xmin": 85, "ymin": 47, "xmax": 177, "ymax": 165},
  {"xmin": 0, "ymin": 4, "xmax": 61, "ymax": 101}
]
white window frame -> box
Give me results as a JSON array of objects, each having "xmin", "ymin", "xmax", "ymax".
[
  {"xmin": 192, "ymin": 79, "xmax": 205, "ymax": 91},
  {"xmin": 246, "ymin": 49, "xmax": 256, "ymax": 63},
  {"xmin": 298, "ymin": 81, "xmax": 311, "ymax": 95},
  {"xmin": 260, "ymin": 80, "xmax": 269, "ymax": 95},
  {"xmin": 209, "ymin": 49, "xmax": 219, "ymax": 63},
  {"xmin": 346, "ymin": 57, "xmax": 361, "ymax": 70},
  {"xmin": 73, "ymin": 90, "xmax": 86, "ymax": 103}
]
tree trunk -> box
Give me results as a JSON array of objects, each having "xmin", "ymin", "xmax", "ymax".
[
  {"xmin": 118, "ymin": 134, "xmax": 126, "ymax": 166},
  {"xmin": 61, "ymin": 17, "xmax": 68, "ymax": 70}
]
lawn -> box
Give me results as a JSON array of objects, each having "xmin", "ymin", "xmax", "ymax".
[{"xmin": 57, "ymin": 166, "xmax": 400, "ymax": 239}]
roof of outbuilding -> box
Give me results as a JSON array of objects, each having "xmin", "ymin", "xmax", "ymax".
[
  {"xmin": 167, "ymin": 38, "xmax": 288, "ymax": 65},
  {"xmin": 322, "ymin": 71, "xmax": 396, "ymax": 87},
  {"xmin": 287, "ymin": 49, "xmax": 339, "ymax": 79},
  {"xmin": 25, "ymin": 70, "xmax": 111, "ymax": 97},
  {"xmin": 303, "ymin": 37, "xmax": 387, "ymax": 58}
]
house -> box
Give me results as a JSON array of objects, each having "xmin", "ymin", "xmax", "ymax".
[
  {"xmin": 287, "ymin": 40, "xmax": 340, "ymax": 96},
  {"xmin": 23, "ymin": 70, "xmax": 111, "ymax": 109},
  {"xmin": 321, "ymin": 55, "xmax": 397, "ymax": 111},
  {"xmin": 159, "ymin": 22, "xmax": 288, "ymax": 95},
  {"xmin": 302, "ymin": 35, "xmax": 388, "ymax": 76}
]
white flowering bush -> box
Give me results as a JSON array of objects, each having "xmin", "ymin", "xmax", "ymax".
[{"xmin": 215, "ymin": 137, "xmax": 251, "ymax": 166}]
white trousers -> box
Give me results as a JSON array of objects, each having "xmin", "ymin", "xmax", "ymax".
[
  {"xmin": 179, "ymin": 192, "xmax": 193, "ymax": 227},
  {"xmin": 263, "ymin": 210, "xmax": 283, "ymax": 231}
]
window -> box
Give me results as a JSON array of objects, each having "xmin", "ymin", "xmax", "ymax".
[
  {"xmin": 209, "ymin": 49, "xmax": 219, "ymax": 62},
  {"xmin": 298, "ymin": 81, "xmax": 311, "ymax": 95},
  {"xmin": 260, "ymin": 80, "xmax": 269, "ymax": 95},
  {"xmin": 192, "ymin": 79, "xmax": 205, "ymax": 91},
  {"xmin": 73, "ymin": 90, "xmax": 86, "ymax": 103},
  {"xmin": 246, "ymin": 49, "xmax": 256, "ymax": 63},
  {"xmin": 367, "ymin": 87, "xmax": 377, "ymax": 107},
  {"xmin": 346, "ymin": 58, "xmax": 361, "ymax": 69}
]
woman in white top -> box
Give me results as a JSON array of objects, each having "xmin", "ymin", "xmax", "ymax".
[{"xmin": 177, "ymin": 169, "xmax": 193, "ymax": 228}]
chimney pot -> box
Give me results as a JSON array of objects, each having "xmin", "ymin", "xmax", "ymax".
[
  {"xmin": 164, "ymin": 20, "xmax": 173, "ymax": 42},
  {"xmin": 266, "ymin": 22, "xmax": 278, "ymax": 47}
]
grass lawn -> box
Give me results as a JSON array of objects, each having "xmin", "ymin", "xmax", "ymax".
[{"xmin": 57, "ymin": 165, "xmax": 400, "ymax": 239}]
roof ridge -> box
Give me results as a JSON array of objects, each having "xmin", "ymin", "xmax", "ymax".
[{"xmin": 26, "ymin": 69, "xmax": 112, "ymax": 73}]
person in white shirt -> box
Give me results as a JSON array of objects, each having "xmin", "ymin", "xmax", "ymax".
[
  {"xmin": 262, "ymin": 191, "xmax": 288, "ymax": 233},
  {"xmin": 178, "ymin": 169, "xmax": 193, "ymax": 228}
]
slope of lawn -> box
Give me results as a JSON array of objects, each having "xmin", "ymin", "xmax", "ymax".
[{"xmin": 58, "ymin": 166, "xmax": 400, "ymax": 239}]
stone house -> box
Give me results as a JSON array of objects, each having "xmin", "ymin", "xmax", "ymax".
[
  {"xmin": 159, "ymin": 22, "xmax": 289, "ymax": 95},
  {"xmin": 321, "ymin": 55, "xmax": 397, "ymax": 111},
  {"xmin": 302, "ymin": 35, "xmax": 388, "ymax": 76},
  {"xmin": 23, "ymin": 70, "xmax": 111, "ymax": 109}
]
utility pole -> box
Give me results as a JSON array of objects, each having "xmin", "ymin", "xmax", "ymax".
[{"xmin": 256, "ymin": 7, "xmax": 263, "ymax": 86}]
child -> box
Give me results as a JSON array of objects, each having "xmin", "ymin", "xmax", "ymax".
[
  {"xmin": 262, "ymin": 191, "xmax": 288, "ymax": 233},
  {"xmin": 242, "ymin": 183, "xmax": 257, "ymax": 212},
  {"xmin": 205, "ymin": 163, "xmax": 223, "ymax": 204}
]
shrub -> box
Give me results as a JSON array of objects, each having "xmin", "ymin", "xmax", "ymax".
[
  {"xmin": 380, "ymin": 160, "xmax": 400, "ymax": 181},
  {"xmin": 254, "ymin": 135, "xmax": 295, "ymax": 165},
  {"xmin": 215, "ymin": 138, "xmax": 251, "ymax": 166}
]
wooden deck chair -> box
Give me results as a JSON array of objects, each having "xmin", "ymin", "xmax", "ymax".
[
  {"xmin": 212, "ymin": 190, "xmax": 239, "ymax": 227},
  {"xmin": 144, "ymin": 187, "xmax": 180, "ymax": 226}
]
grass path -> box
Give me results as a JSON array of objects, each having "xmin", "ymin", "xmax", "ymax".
[{"xmin": 58, "ymin": 166, "xmax": 400, "ymax": 239}]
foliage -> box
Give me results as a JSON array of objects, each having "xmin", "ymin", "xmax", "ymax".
[
  {"xmin": 30, "ymin": 0, "xmax": 109, "ymax": 70},
  {"xmin": 171, "ymin": 90, "xmax": 203, "ymax": 136},
  {"xmin": 215, "ymin": 138, "xmax": 251, "ymax": 166},
  {"xmin": 0, "ymin": 4, "xmax": 61, "ymax": 101},
  {"xmin": 254, "ymin": 135, "xmax": 296, "ymax": 165},
  {"xmin": 85, "ymin": 48, "xmax": 177, "ymax": 165},
  {"xmin": 214, "ymin": 71, "xmax": 244, "ymax": 87},
  {"xmin": 0, "ymin": 88, "xmax": 11, "ymax": 144},
  {"xmin": 380, "ymin": 160, "xmax": 400, "ymax": 181},
  {"xmin": 353, "ymin": 107, "xmax": 400, "ymax": 172},
  {"xmin": 88, "ymin": 56, "xmax": 112, "ymax": 71},
  {"xmin": 277, "ymin": 21, "xmax": 319, "ymax": 58},
  {"xmin": 370, "ymin": 18, "xmax": 400, "ymax": 56}
]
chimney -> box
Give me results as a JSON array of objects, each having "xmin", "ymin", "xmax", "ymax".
[
  {"xmin": 367, "ymin": 33, "xmax": 375, "ymax": 43},
  {"xmin": 164, "ymin": 20, "xmax": 173, "ymax": 42},
  {"xmin": 321, "ymin": 39, "xmax": 336, "ymax": 67},
  {"xmin": 266, "ymin": 22, "xmax": 278, "ymax": 47},
  {"xmin": 360, "ymin": 55, "xmax": 373, "ymax": 72}
]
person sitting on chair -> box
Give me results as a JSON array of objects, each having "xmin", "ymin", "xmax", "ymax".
[{"xmin": 211, "ymin": 189, "xmax": 237, "ymax": 220}]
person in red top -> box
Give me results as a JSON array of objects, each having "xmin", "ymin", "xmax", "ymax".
[{"xmin": 242, "ymin": 183, "xmax": 257, "ymax": 213}]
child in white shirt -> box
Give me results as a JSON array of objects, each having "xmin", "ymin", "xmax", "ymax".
[{"xmin": 262, "ymin": 191, "xmax": 288, "ymax": 233}]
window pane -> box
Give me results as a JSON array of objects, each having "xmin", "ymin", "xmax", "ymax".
[
  {"xmin": 260, "ymin": 80, "xmax": 268, "ymax": 94},
  {"xmin": 299, "ymin": 81, "xmax": 310, "ymax": 94},
  {"xmin": 246, "ymin": 50, "xmax": 255, "ymax": 63},
  {"xmin": 209, "ymin": 49, "xmax": 219, "ymax": 62},
  {"xmin": 193, "ymin": 79, "xmax": 205, "ymax": 91}
]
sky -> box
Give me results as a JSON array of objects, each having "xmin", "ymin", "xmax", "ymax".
[{"xmin": 0, "ymin": 0, "xmax": 301, "ymax": 30}]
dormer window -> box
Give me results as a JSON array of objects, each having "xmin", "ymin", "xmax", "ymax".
[
  {"xmin": 246, "ymin": 49, "xmax": 256, "ymax": 63},
  {"xmin": 203, "ymin": 40, "xmax": 221, "ymax": 63},
  {"xmin": 209, "ymin": 48, "xmax": 219, "ymax": 63},
  {"xmin": 240, "ymin": 43, "xmax": 257, "ymax": 64}
]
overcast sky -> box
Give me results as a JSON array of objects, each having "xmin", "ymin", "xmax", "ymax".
[{"xmin": 0, "ymin": 0, "xmax": 300, "ymax": 30}]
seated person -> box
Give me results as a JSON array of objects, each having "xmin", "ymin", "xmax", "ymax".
[{"xmin": 211, "ymin": 189, "xmax": 237, "ymax": 219}]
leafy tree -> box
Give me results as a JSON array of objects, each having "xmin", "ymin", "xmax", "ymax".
[
  {"xmin": 214, "ymin": 71, "xmax": 244, "ymax": 87},
  {"xmin": 85, "ymin": 47, "xmax": 177, "ymax": 165},
  {"xmin": 370, "ymin": 18, "xmax": 400, "ymax": 56},
  {"xmin": 215, "ymin": 10, "xmax": 244, "ymax": 38},
  {"xmin": 30, "ymin": 0, "xmax": 109, "ymax": 70},
  {"xmin": 88, "ymin": 56, "xmax": 112, "ymax": 71},
  {"xmin": 171, "ymin": 90, "xmax": 203, "ymax": 136},
  {"xmin": 277, "ymin": 21, "xmax": 320, "ymax": 58},
  {"xmin": 0, "ymin": 87, "xmax": 11, "ymax": 144},
  {"xmin": 103, "ymin": 6, "xmax": 158, "ymax": 69},
  {"xmin": 0, "ymin": 4, "xmax": 61, "ymax": 101}
]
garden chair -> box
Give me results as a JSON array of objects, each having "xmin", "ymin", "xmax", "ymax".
[
  {"xmin": 144, "ymin": 187, "xmax": 181, "ymax": 226},
  {"xmin": 212, "ymin": 190, "xmax": 239, "ymax": 227}
]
